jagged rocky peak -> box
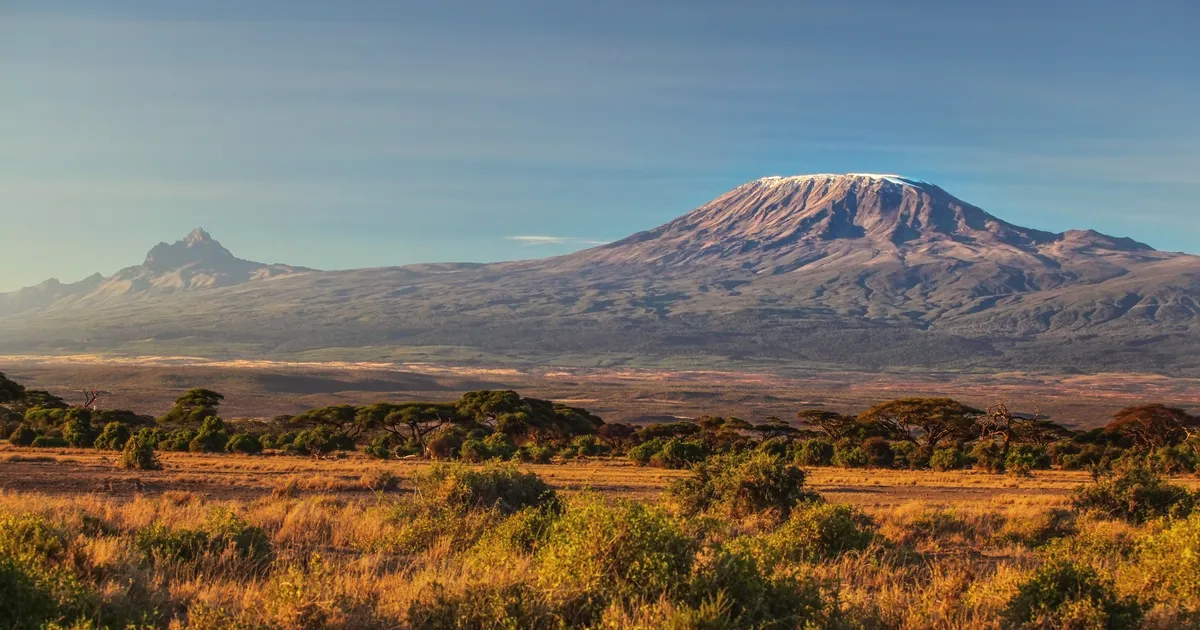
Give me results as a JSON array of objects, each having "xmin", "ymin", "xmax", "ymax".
[{"xmin": 143, "ymin": 227, "xmax": 236, "ymax": 271}]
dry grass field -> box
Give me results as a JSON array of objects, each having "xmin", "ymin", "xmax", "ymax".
[
  {"xmin": 9, "ymin": 443, "xmax": 1193, "ymax": 512},
  {"xmin": 4, "ymin": 444, "xmax": 1200, "ymax": 628}
]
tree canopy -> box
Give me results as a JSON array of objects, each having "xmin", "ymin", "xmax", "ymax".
[
  {"xmin": 159, "ymin": 388, "xmax": 225, "ymax": 426},
  {"xmin": 1107, "ymin": 404, "xmax": 1200, "ymax": 452},
  {"xmin": 859, "ymin": 398, "xmax": 981, "ymax": 449}
]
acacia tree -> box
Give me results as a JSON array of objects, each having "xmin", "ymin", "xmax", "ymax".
[
  {"xmin": 597, "ymin": 423, "xmax": 637, "ymax": 450},
  {"xmin": 752, "ymin": 417, "xmax": 801, "ymax": 441},
  {"xmin": 859, "ymin": 398, "xmax": 981, "ymax": 450},
  {"xmin": 356, "ymin": 402, "xmax": 457, "ymax": 449},
  {"xmin": 158, "ymin": 388, "xmax": 224, "ymax": 426},
  {"xmin": 456, "ymin": 390, "xmax": 526, "ymax": 430},
  {"xmin": 293, "ymin": 405, "xmax": 363, "ymax": 438},
  {"xmin": 1106, "ymin": 404, "xmax": 1200, "ymax": 453},
  {"xmin": 795, "ymin": 410, "xmax": 858, "ymax": 442}
]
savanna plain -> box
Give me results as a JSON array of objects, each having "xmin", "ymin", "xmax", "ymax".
[{"xmin": 3, "ymin": 362, "xmax": 1200, "ymax": 630}]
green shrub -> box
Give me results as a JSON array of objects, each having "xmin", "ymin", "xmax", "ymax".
[
  {"xmin": 0, "ymin": 555, "xmax": 61, "ymax": 629},
  {"xmin": 93, "ymin": 422, "xmax": 131, "ymax": 451},
  {"xmin": 0, "ymin": 514, "xmax": 69, "ymax": 561},
  {"xmin": 134, "ymin": 523, "xmax": 210, "ymax": 563},
  {"xmin": 1006, "ymin": 445, "xmax": 1051, "ymax": 477},
  {"xmin": 832, "ymin": 445, "xmax": 868, "ymax": 469},
  {"xmin": 158, "ymin": 428, "xmax": 197, "ymax": 452},
  {"xmin": 203, "ymin": 508, "xmax": 273, "ymax": 566},
  {"xmin": 1130, "ymin": 512, "xmax": 1200, "ymax": 613},
  {"xmin": 483, "ymin": 433, "xmax": 518, "ymax": 461},
  {"xmin": 8, "ymin": 424, "xmax": 37, "ymax": 447},
  {"xmin": 569, "ymin": 434, "xmax": 604, "ymax": 457},
  {"xmin": 628, "ymin": 438, "xmax": 665, "ymax": 466},
  {"xmin": 971, "ymin": 441, "xmax": 1007, "ymax": 473},
  {"xmin": 225, "ymin": 433, "xmax": 262, "ymax": 455},
  {"xmin": 363, "ymin": 434, "xmax": 395, "ymax": 459},
  {"xmin": 406, "ymin": 581, "xmax": 556, "ymax": 630},
  {"xmin": 516, "ymin": 445, "xmax": 555, "ymax": 464},
  {"xmin": 751, "ymin": 502, "xmax": 877, "ymax": 564},
  {"xmin": 537, "ymin": 497, "xmax": 695, "ymax": 614},
  {"xmin": 795, "ymin": 439, "xmax": 834, "ymax": 466},
  {"xmin": 30, "ymin": 435, "xmax": 68, "ymax": 448},
  {"xmin": 119, "ymin": 433, "xmax": 162, "ymax": 470},
  {"xmin": 188, "ymin": 416, "xmax": 229, "ymax": 453},
  {"xmin": 459, "ymin": 438, "xmax": 490, "ymax": 463},
  {"xmin": 687, "ymin": 549, "xmax": 838, "ymax": 628},
  {"xmin": 62, "ymin": 412, "xmax": 96, "ymax": 448},
  {"xmin": 1071, "ymin": 463, "xmax": 1197, "ymax": 523},
  {"xmin": 1001, "ymin": 559, "xmax": 1142, "ymax": 629},
  {"xmin": 890, "ymin": 441, "xmax": 930, "ymax": 470},
  {"xmin": 413, "ymin": 463, "xmax": 558, "ymax": 515},
  {"xmin": 930, "ymin": 446, "xmax": 968, "ymax": 471},
  {"xmin": 650, "ymin": 438, "xmax": 709, "ymax": 469},
  {"xmin": 861, "ymin": 437, "xmax": 894, "ymax": 468},
  {"xmin": 670, "ymin": 452, "xmax": 819, "ymax": 520}
]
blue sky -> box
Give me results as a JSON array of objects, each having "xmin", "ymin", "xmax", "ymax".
[{"xmin": 1, "ymin": 0, "xmax": 1197, "ymax": 291}]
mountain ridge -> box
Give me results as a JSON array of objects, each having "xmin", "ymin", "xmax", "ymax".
[{"xmin": 2, "ymin": 174, "xmax": 1198, "ymax": 375}]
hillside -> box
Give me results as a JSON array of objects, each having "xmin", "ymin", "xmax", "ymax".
[{"xmin": 2, "ymin": 174, "xmax": 1198, "ymax": 375}]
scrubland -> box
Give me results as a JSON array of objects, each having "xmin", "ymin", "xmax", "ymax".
[{"xmin": 4, "ymin": 450, "xmax": 1200, "ymax": 629}]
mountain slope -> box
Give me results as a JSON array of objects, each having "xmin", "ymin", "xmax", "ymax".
[
  {"xmin": 1, "ymin": 175, "xmax": 1197, "ymax": 375},
  {"xmin": 0, "ymin": 229, "xmax": 310, "ymax": 317}
]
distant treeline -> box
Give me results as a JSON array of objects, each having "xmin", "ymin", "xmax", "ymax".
[{"xmin": 2, "ymin": 371, "xmax": 1197, "ymax": 475}]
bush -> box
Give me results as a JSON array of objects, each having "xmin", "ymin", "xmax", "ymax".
[
  {"xmin": 459, "ymin": 438, "xmax": 490, "ymax": 463},
  {"xmin": 795, "ymin": 439, "xmax": 834, "ymax": 466},
  {"xmin": 752, "ymin": 502, "xmax": 877, "ymax": 564},
  {"xmin": 8, "ymin": 424, "xmax": 37, "ymax": 446},
  {"xmin": 1006, "ymin": 444, "xmax": 1051, "ymax": 477},
  {"xmin": 537, "ymin": 497, "xmax": 695, "ymax": 614},
  {"xmin": 930, "ymin": 446, "xmax": 968, "ymax": 471},
  {"xmin": 670, "ymin": 452, "xmax": 819, "ymax": 520},
  {"xmin": 861, "ymin": 437, "xmax": 894, "ymax": 468},
  {"xmin": 891, "ymin": 441, "xmax": 930, "ymax": 470},
  {"xmin": 62, "ymin": 412, "xmax": 95, "ymax": 448},
  {"xmin": 225, "ymin": 433, "xmax": 262, "ymax": 455},
  {"xmin": 1071, "ymin": 463, "xmax": 1197, "ymax": 523},
  {"xmin": 1001, "ymin": 559, "xmax": 1142, "ymax": 629},
  {"xmin": 1130, "ymin": 512, "xmax": 1200, "ymax": 613},
  {"xmin": 650, "ymin": 438, "xmax": 709, "ymax": 469},
  {"xmin": 516, "ymin": 445, "xmax": 555, "ymax": 464},
  {"xmin": 413, "ymin": 463, "xmax": 558, "ymax": 515},
  {"xmin": 135, "ymin": 508, "xmax": 272, "ymax": 568},
  {"xmin": 93, "ymin": 422, "xmax": 131, "ymax": 451},
  {"xmin": 832, "ymin": 445, "xmax": 868, "ymax": 469},
  {"xmin": 363, "ymin": 434, "xmax": 395, "ymax": 459},
  {"xmin": 406, "ymin": 581, "xmax": 555, "ymax": 630},
  {"xmin": 971, "ymin": 441, "xmax": 1006, "ymax": 473},
  {"xmin": 483, "ymin": 433, "xmax": 518, "ymax": 461},
  {"xmin": 687, "ymin": 550, "xmax": 838, "ymax": 628},
  {"xmin": 119, "ymin": 433, "xmax": 162, "ymax": 470},
  {"xmin": 628, "ymin": 438, "xmax": 665, "ymax": 466},
  {"xmin": 30, "ymin": 435, "xmax": 68, "ymax": 448},
  {"xmin": 570, "ymin": 434, "xmax": 605, "ymax": 457},
  {"xmin": 0, "ymin": 555, "xmax": 60, "ymax": 629},
  {"xmin": 158, "ymin": 428, "xmax": 197, "ymax": 452},
  {"xmin": 189, "ymin": 416, "xmax": 229, "ymax": 453}
]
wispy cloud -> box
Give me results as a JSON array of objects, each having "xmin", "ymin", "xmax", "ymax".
[{"xmin": 507, "ymin": 235, "xmax": 608, "ymax": 246}]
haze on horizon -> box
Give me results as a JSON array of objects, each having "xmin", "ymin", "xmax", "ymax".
[{"xmin": 1, "ymin": 0, "xmax": 1197, "ymax": 292}]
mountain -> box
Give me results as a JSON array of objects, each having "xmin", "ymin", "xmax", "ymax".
[
  {"xmin": 0, "ymin": 229, "xmax": 309, "ymax": 317},
  {"xmin": 2, "ymin": 175, "xmax": 1198, "ymax": 375}
]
